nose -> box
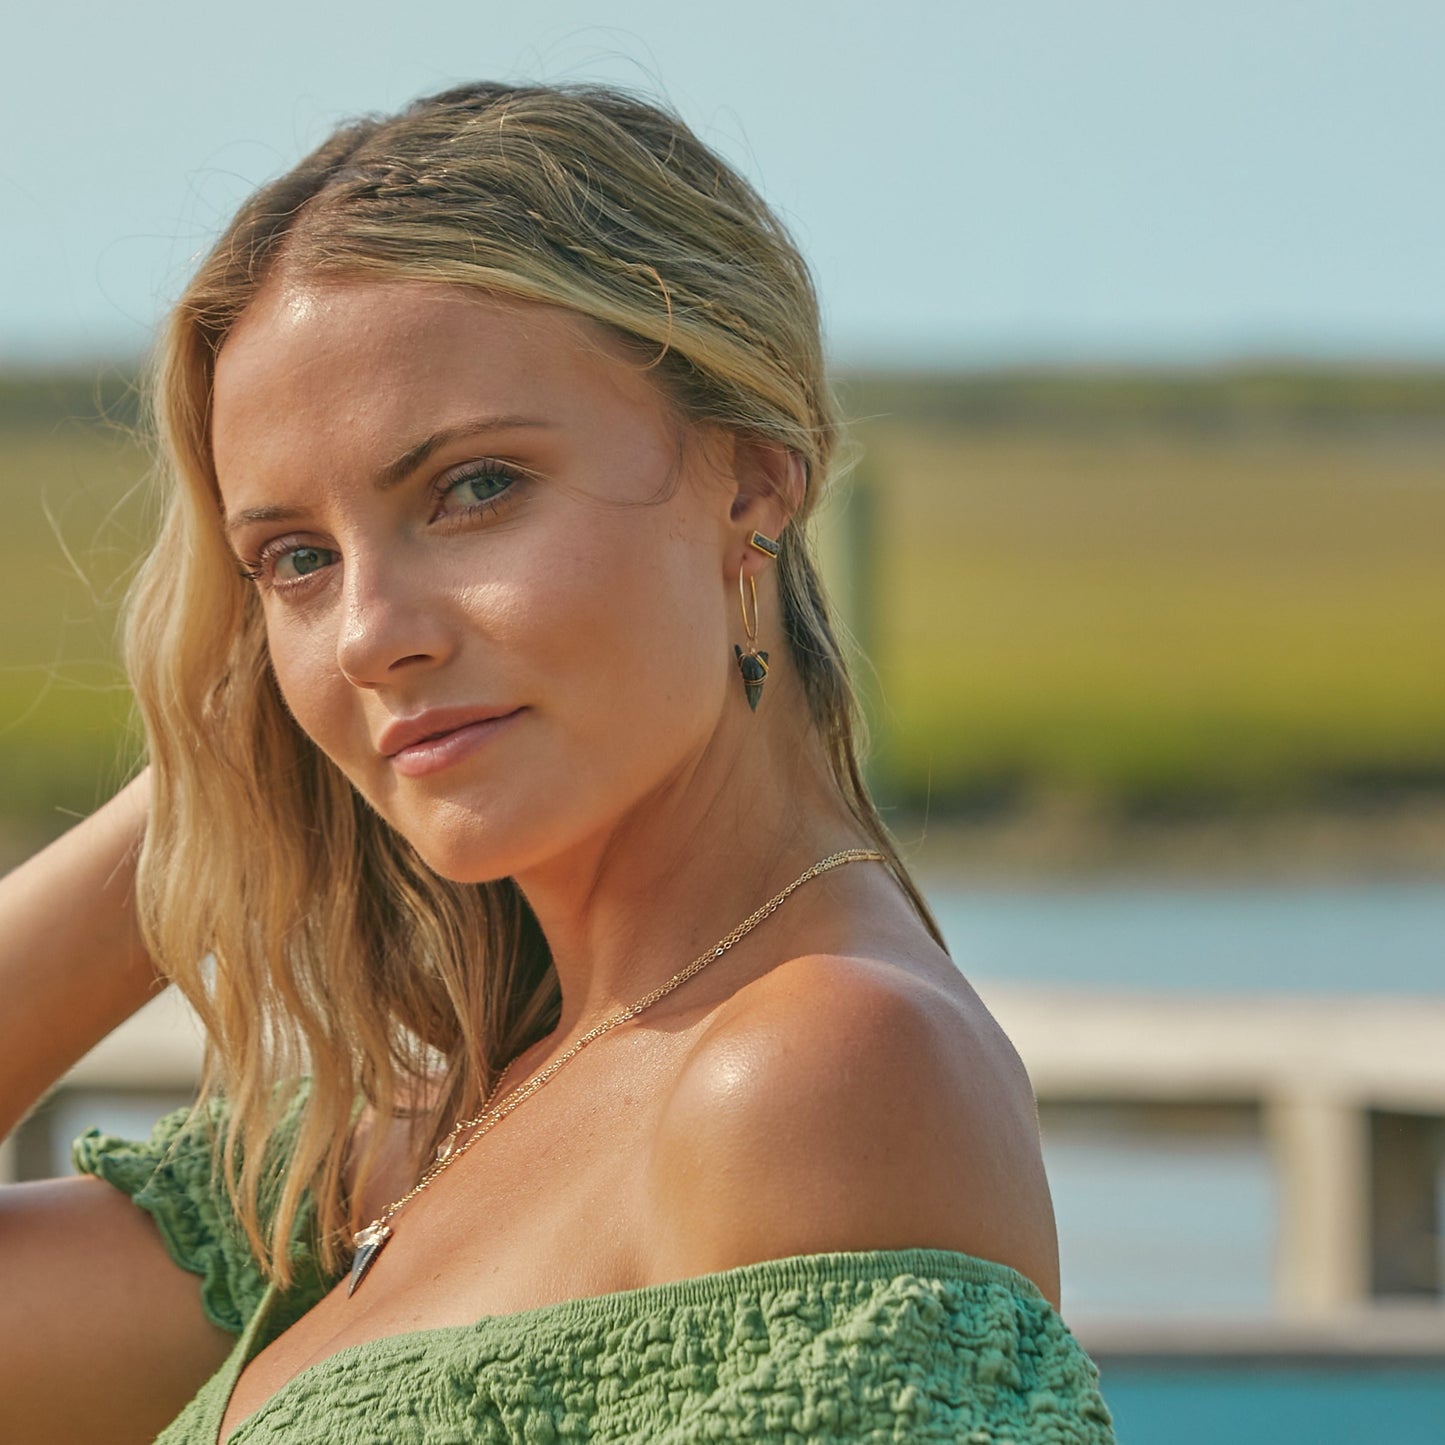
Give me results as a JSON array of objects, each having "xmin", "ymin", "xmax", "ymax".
[{"xmin": 334, "ymin": 550, "xmax": 455, "ymax": 688}]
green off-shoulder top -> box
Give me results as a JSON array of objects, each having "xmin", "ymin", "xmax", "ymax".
[{"xmin": 73, "ymin": 1099, "xmax": 1116, "ymax": 1444}]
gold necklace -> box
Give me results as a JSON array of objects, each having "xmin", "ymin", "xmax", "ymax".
[{"xmin": 347, "ymin": 847, "xmax": 886, "ymax": 1296}]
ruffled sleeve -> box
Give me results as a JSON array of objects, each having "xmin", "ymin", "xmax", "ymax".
[{"xmin": 71, "ymin": 1088, "xmax": 330, "ymax": 1336}]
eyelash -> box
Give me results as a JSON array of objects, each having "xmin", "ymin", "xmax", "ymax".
[
  {"xmin": 238, "ymin": 460, "xmax": 525, "ymax": 592},
  {"xmin": 432, "ymin": 460, "xmax": 523, "ymax": 522}
]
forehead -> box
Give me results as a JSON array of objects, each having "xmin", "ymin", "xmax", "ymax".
[{"xmin": 210, "ymin": 279, "xmax": 674, "ymax": 496}]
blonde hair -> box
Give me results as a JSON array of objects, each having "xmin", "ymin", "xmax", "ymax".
[{"xmin": 126, "ymin": 81, "xmax": 945, "ymax": 1282}]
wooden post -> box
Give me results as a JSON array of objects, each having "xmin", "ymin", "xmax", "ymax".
[
  {"xmin": 838, "ymin": 465, "xmax": 877, "ymax": 672},
  {"xmin": 833, "ymin": 466, "xmax": 884, "ymax": 794},
  {"xmin": 1265, "ymin": 1092, "xmax": 1371, "ymax": 1315}
]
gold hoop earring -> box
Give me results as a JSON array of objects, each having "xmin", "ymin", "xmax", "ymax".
[{"xmin": 734, "ymin": 563, "xmax": 770, "ymax": 712}]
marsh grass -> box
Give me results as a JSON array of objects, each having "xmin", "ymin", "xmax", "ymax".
[
  {"xmin": 2, "ymin": 366, "xmax": 1442, "ymax": 848},
  {"xmin": 0, "ymin": 407, "xmax": 149, "ymax": 835},
  {"xmin": 840, "ymin": 416, "xmax": 1445, "ymax": 814}
]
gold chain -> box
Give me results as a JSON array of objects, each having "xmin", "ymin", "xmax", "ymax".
[{"xmin": 360, "ymin": 848, "xmax": 885, "ymax": 1239}]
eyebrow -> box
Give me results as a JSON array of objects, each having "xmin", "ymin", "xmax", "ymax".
[{"xmin": 223, "ymin": 414, "xmax": 552, "ymax": 535}]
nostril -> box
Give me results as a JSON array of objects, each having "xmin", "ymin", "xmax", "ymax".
[
  {"xmin": 331, "ymin": 557, "xmax": 457, "ymax": 686},
  {"xmin": 336, "ymin": 610, "xmax": 451, "ymax": 688}
]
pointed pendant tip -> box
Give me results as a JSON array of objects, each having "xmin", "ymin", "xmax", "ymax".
[{"xmin": 347, "ymin": 1222, "xmax": 392, "ymax": 1296}]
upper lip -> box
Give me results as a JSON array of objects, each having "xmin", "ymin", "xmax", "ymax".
[{"xmin": 377, "ymin": 705, "xmax": 521, "ymax": 757}]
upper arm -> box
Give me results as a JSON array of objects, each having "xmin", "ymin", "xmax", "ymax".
[
  {"xmin": 0, "ymin": 1175, "xmax": 235, "ymax": 1445},
  {"xmin": 644, "ymin": 958, "xmax": 1062, "ymax": 1308}
]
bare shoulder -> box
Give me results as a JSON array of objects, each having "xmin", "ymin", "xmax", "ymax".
[{"xmin": 644, "ymin": 953, "xmax": 1061, "ymax": 1309}]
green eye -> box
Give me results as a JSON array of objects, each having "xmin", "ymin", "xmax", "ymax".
[
  {"xmin": 462, "ymin": 473, "xmax": 509, "ymax": 503},
  {"xmin": 439, "ymin": 463, "xmax": 519, "ymax": 514},
  {"xmin": 278, "ymin": 545, "xmax": 336, "ymax": 580}
]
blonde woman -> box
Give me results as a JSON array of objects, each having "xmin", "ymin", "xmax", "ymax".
[{"xmin": 0, "ymin": 83, "xmax": 1115, "ymax": 1443}]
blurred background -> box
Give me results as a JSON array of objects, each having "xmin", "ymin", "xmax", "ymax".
[{"xmin": 3, "ymin": 3, "xmax": 1443, "ymax": 1439}]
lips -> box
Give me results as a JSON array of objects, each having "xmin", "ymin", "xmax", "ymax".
[{"xmin": 378, "ymin": 705, "xmax": 522, "ymax": 759}]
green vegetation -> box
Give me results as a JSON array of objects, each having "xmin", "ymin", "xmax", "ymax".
[
  {"xmin": 836, "ymin": 367, "xmax": 1445, "ymax": 815},
  {"xmin": 2, "ymin": 365, "xmax": 1443, "ymax": 846},
  {"xmin": 0, "ymin": 380, "xmax": 149, "ymax": 837}
]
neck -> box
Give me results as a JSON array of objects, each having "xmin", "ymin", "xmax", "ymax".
[{"xmin": 508, "ymin": 683, "xmax": 875, "ymax": 1044}]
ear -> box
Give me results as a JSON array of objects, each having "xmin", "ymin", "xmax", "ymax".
[{"xmin": 726, "ymin": 437, "xmax": 806, "ymax": 570}]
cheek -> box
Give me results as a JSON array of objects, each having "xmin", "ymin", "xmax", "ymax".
[
  {"xmin": 265, "ymin": 620, "xmax": 355, "ymax": 762},
  {"xmin": 638, "ymin": 571, "xmax": 727, "ymax": 716},
  {"xmin": 495, "ymin": 499, "xmax": 719, "ymax": 732},
  {"xmin": 543, "ymin": 530, "xmax": 725, "ymax": 738}
]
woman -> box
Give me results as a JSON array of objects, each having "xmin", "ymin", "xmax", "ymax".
[{"xmin": 0, "ymin": 82, "xmax": 1114, "ymax": 1442}]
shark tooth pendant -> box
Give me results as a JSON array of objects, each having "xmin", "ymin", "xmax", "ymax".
[
  {"xmin": 348, "ymin": 1220, "xmax": 393, "ymax": 1296},
  {"xmin": 734, "ymin": 645, "xmax": 770, "ymax": 711}
]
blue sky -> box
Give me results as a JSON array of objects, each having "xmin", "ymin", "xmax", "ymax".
[{"xmin": 4, "ymin": 0, "xmax": 1442, "ymax": 366}]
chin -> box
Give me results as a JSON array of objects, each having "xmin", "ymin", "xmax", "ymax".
[
  {"xmin": 379, "ymin": 789, "xmax": 559, "ymax": 887},
  {"xmin": 394, "ymin": 811, "xmax": 519, "ymax": 886}
]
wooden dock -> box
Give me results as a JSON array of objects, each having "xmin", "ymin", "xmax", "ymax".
[{"xmin": 6, "ymin": 980, "xmax": 1444, "ymax": 1343}]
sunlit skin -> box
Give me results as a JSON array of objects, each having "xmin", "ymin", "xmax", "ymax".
[
  {"xmin": 205, "ymin": 279, "xmax": 1061, "ymax": 1440},
  {"xmin": 213, "ymin": 279, "xmax": 892, "ymax": 1036}
]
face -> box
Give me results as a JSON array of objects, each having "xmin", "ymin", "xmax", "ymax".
[{"xmin": 213, "ymin": 280, "xmax": 745, "ymax": 881}]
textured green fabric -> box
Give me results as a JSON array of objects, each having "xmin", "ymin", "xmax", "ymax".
[
  {"xmin": 72, "ymin": 1090, "xmax": 328, "ymax": 1336},
  {"xmin": 75, "ymin": 1102, "xmax": 1116, "ymax": 1443}
]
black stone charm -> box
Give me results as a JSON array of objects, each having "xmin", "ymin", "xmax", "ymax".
[
  {"xmin": 347, "ymin": 1220, "xmax": 393, "ymax": 1296},
  {"xmin": 734, "ymin": 645, "xmax": 770, "ymax": 711}
]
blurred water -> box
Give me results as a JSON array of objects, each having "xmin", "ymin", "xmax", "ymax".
[
  {"xmin": 1045, "ymin": 1129, "xmax": 1276, "ymax": 1317},
  {"xmin": 926, "ymin": 880, "xmax": 1444, "ymax": 1324},
  {"xmin": 33, "ymin": 879, "xmax": 1444, "ymax": 1384},
  {"xmin": 930, "ymin": 881, "xmax": 1445, "ymax": 994},
  {"xmin": 1100, "ymin": 1366, "xmax": 1445, "ymax": 1445}
]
